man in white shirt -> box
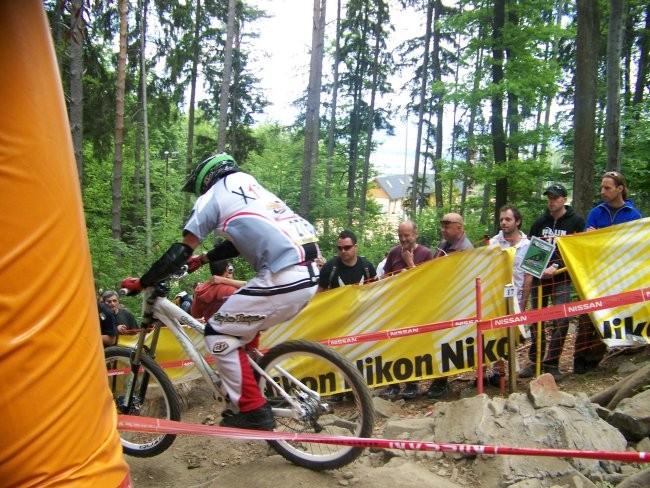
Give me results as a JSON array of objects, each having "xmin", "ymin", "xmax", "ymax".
[{"xmin": 489, "ymin": 205, "xmax": 532, "ymax": 312}]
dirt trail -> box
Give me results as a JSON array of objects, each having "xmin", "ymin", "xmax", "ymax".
[{"xmin": 125, "ymin": 344, "xmax": 650, "ymax": 487}]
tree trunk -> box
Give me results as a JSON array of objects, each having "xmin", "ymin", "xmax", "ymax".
[
  {"xmin": 217, "ymin": 0, "xmax": 235, "ymax": 152},
  {"xmin": 632, "ymin": 7, "xmax": 649, "ymax": 107},
  {"xmin": 410, "ymin": 0, "xmax": 433, "ymax": 218},
  {"xmin": 449, "ymin": 32, "xmax": 461, "ymax": 208},
  {"xmin": 346, "ymin": 12, "xmax": 369, "ymax": 226},
  {"xmin": 111, "ymin": 0, "xmax": 128, "ymax": 241},
  {"xmin": 185, "ymin": 0, "xmax": 202, "ymax": 215},
  {"xmin": 69, "ymin": 0, "xmax": 84, "ymax": 186},
  {"xmin": 539, "ymin": 0, "xmax": 565, "ymax": 160},
  {"xmin": 463, "ymin": 39, "xmax": 484, "ymax": 216},
  {"xmin": 139, "ymin": 0, "xmax": 152, "ymax": 260},
  {"xmin": 491, "ymin": 0, "xmax": 507, "ymax": 231},
  {"xmin": 300, "ymin": 0, "xmax": 326, "ymax": 220},
  {"xmin": 324, "ymin": 0, "xmax": 342, "ymax": 235},
  {"xmin": 432, "ymin": 0, "xmax": 444, "ymax": 211},
  {"xmin": 359, "ymin": 1, "xmax": 385, "ymax": 232},
  {"xmin": 622, "ymin": 2, "xmax": 635, "ymax": 110},
  {"xmin": 573, "ymin": 0, "xmax": 600, "ymax": 220},
  {"xmin": 503, "ymin": 0, "xmax": 519, "ymax": 223},
  {"xmin": 606, "ymin": 0, "xmax": 625, "ymax": 171}
]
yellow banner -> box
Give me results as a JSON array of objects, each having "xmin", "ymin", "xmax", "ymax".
[
  {"xmin": 117, "ymin": 246, "xmax": 514, "ymax": 389},
  {"xmin": 557, "ymin": 217, "xmax": 650, "ymax": 347},
  {"xmin": 262, "ymin": 245, "xmax": 513, "ymax": 387}
]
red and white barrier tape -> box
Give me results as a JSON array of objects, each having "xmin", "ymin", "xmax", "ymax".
[
  {"xmin": 107, "ymin": 286, "xmax": 650, "ymax": 376},
  {"xmin": 118, "ymin": 415, "xmax": 649, "ymax": 463}
]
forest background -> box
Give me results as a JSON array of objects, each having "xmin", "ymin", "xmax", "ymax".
[{"xmin": 46, "ymin": 0, "xmax": 650, "ymax": 303}]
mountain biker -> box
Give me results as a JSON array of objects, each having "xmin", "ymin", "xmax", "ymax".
[{"xmin": 121, "ymin": 153, "xmax": 320, "ymax": 431}]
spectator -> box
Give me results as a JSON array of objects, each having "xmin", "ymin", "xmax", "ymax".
[
  {"xmin": 489, "ymin": 205, "xmax": 532, "ymax": 312},
  {"xmin": 433, "ymin": 213, "xmax": 474, "ymax": 258},
  {"xmin": 317, "ymin": 230, "xmax": 376, "ymax": 293},
  {"xmin": 575, "ymin": 171, "xmax": 643, "ymax": 373},
  {"xmin": 98, "ymin": 301, "xmax": 117, "ymax": 347},
  {"xmin": 585, "ymin": 171, "xmax": 642, "ymax": 230},
  {"xmin": 191, "ymin": 260, "xmax": 244, "ymax": 322},
  {"xmin": 425, "ymin": 212, "xmax": 475, "ymax": 399},
  {"xmin": 380, "ymin": 221, "xmax": 434, "ymax": 401},
  {"xmin": 316, "ymin": 230, "xmax": 376, "ymax": 403},
  {"xmin": 518, "ymin": 183, "xmax": 585, "ymax": 382},
  {"xmin": 102, "ymin": 290, "xmax": 138, "ymax": 335}
]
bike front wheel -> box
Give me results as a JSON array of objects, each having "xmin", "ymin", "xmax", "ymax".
[
  {"xmin": 105, "ymin": 346, "xmax": 181, "ymax": 457},
  {"xmin": 257, "ymin": 339, "xmax": 375, "ymax": 470}
]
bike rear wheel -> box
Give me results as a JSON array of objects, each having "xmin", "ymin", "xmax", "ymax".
[
  {"xmin": 257, "ymin": 340, "xmax": 375, "ymax": 470},
  {"xmin": 105, "ymin": 346, "xmax": 181, "ymax": 457}
]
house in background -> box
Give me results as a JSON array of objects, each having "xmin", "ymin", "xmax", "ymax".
[{"xmin": 369, "ymin": 174, "xmax": 436, "ymax": 225}]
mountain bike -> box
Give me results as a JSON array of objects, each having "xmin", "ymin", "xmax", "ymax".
[{"xmin": 104, "ymin": 274, "xmax": 375, "ymax": 471}]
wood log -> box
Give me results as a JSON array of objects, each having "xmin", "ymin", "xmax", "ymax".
[
  {"xmin": 589, "ymin": 363, "xmax": 650, "ymax": 410},
  {"xmin": 615, "ymin": 467, "xmax": 650, "ymax": 488}
]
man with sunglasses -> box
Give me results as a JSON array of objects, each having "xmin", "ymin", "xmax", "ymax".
[
  {"xmin": 317, "ymin": 229, "xmax": 376, "ymax": 293},
  {"xmin": 574, "ymin": 171, "xmax": 643, "ymax": 374},
  {"xmin": 434, "ymin": 213, "xmax": 474, "ymax": 258},
  {"xmin": 316, "ymin": 229, "xmax": 376, "ymax": 403}
]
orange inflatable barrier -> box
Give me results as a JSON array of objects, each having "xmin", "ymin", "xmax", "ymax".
[{"xmin": 0, "ymin": 3, "xmax": 130, "ymax": 486}]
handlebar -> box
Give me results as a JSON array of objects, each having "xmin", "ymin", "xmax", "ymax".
[
  {"xmin": 169, "ymin": 265, "xmax": 189, "ymax": 281},
  {"xmin": 118, "ymin": 265, "xmax": 190, "ymax": 297}
]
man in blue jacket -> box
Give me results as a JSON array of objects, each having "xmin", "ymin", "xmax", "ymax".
[
  {"xmin": 575, "ymin": 171, "xmax": 643, "ymax": 373},
  {"xmin": 585, "ymin": 171, "xmax": 642, "ymax": 230}
]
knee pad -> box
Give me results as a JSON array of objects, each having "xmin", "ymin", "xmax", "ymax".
[{"xmin": 204, "ymin": 334, "xmax": 245, "ymax": 356}]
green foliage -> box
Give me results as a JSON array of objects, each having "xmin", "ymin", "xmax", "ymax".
[{"xmin": 46, "ymin": 0, "xmax": 650, "ymax": 294}]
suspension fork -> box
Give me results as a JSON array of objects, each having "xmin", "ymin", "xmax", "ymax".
[{"xmin": 124, "ymin": 291, "xmax": 159, "ymax": 411}]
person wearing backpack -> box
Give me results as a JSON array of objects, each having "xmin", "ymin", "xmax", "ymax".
[
  {"xmin": 316, "ymin": 229, "xmax": 376, "ymax": 293},
  {"xmin": 316, "ymin": 230, "xmax": 376, "ymax": 403}
]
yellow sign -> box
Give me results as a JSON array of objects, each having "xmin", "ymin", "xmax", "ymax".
[
  {"xmin": 558, "ymin": 217, "xmax": 650, "ymax": 346},
  {"xmin": 262, "ymin": 245, "xmax": 513, "ymax": 387},
  {"xmin": 119, "ymin": 246, "xmax": 515, "ymax": 389}
]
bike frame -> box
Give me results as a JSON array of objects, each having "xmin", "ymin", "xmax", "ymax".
[{"xmin": 134, "ymin": 288, "xmax": 319, "ymax": 418}]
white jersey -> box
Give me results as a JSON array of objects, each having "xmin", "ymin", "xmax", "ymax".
[
  {"xmin": 489, "ymin": 230, "xmax": 530, "ymax": 298},
  {"xmin": 184, "ymin": 172, "xmax": 317, "ymax": 273}
]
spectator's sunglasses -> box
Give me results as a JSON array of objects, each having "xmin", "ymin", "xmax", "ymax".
[
  {"xmin": 337, "ymin": 245, "xmax": 354, "ymax": 252},
  {"xmin": 603, "ymin": 171, "xmax": 625, "ymax": 186}
]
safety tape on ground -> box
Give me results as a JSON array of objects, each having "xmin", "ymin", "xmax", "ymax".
[{"xmin": 118, "ymin": 415, "xmax": 649, "ymax": 463}]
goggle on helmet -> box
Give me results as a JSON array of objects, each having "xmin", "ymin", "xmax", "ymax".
[{"xmin": 182, "ymin": 153, "xmax": 240, "ymax": 196}]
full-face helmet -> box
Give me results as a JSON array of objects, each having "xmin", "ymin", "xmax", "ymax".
[{"xmin": 182, "ymin": 153, "xmax": 240, "ymax": 196}]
